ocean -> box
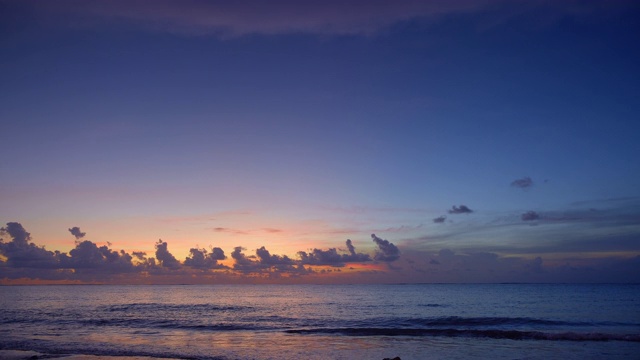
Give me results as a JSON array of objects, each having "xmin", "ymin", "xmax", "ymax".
[{"xmin": 0, "ymin": 284, "xmax": 639, "ymax": 359}]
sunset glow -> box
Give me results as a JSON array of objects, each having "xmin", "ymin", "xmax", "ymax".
[{"xmin": 1, "ymin": 0, "xmax": 639, "ymax": 285}]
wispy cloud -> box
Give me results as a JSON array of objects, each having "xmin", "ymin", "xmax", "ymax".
[
  {"xmin": 521, "ymin": 211, "xmax": 540, "ymax": 221},
  {"xmin": 212, "ymin": 227, "xmax": 249, "ymax": 235},
  {"xmin": 403, "ymin": 199, "xmax": 640, "ymax": 258},
  {"xmin": 24, "ymin": 0, "xmax": 499, "ymax": 37},
  {"xmin": 14, "ymin": 0, "xmax": 630, "ymax": 39},
  {"xmin": 511, "ymin": 176, "xmax": 533, "ymax": 189}
]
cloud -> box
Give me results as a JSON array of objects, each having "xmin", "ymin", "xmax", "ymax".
[
  {"xmin": 184, "ymin": 246, "xmax": 227, "ymax": 269},
  {"xmin": 231, "ymin": 245, "xmax": 307, "ymax": 275},
  {"xmin": 448, "ymin": 205, "xmax": 473, "ymax": 214},
  {"xmin": 511, "ymin": 176, "xmax": 533, "ymax": 189},
  {"xmin": 0, "ymin": 222, "xmax": 58, "ymax": 269},
  {"xmin": 1, "ymin": 222, "xmax": 137, "ymax": 277},
  {"xmin": 154, "ymin": 240, "xmax": 181, "ymax": 269},
  {"xmin": 60, "ymin": 240, "xmax": 135, "ymax": 272},
  {"xmin": 521, "ymin": 210, "xmax": 540, "ymax": 221},
  {"xmin": 412, "ymin": 248, "xmax": 640, "ymax": 283},
  {"xmin": 256, "ymin": 246, "xmax": 295, "ymax": 266},
  {"xmin": 68, "ymin": 226, "xmax": 86, "ymax": 240},
  {"xmin": 298, "ymin": 239, "xmax": 371, "ymax": 266},
  {"xmin": 230, "ymin": 246, "xmax": 254, "ymax": 271},
  {"xmin": 23, "ymin": 0, "xmax": 511, "ymax": 37},
  {"xmin": 433, "ymin": 216, "xmax": 446, "ymax": 223},
  {"xmin": 1, "ymin": 222, "xmax": 32, "ymax": 247},
  {"xmin": 345, "ymin": 239, "xmax": 356, "ymax": 255},
  {"xmin": 371, "ymin": 234, "xmax": 400, "ymax": 262},
  {"xmin": 2, "ymin": 220, "xmax": 640, "ymax": 284},
  {"xmin": 213, "ymin": 227, "xmax": 249, "ymax": 235},
  {"xmin": 131, "ymin": 251, "xmax": 147, "ymax": 261},
  {"xmin": 131, "ymin": 251, "xmax": 156, "ymax": 267}
]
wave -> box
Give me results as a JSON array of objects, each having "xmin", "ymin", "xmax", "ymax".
[
  {"xmin": 77, "ymin": 318, "xmax": 267, "ymax": 331},
  {"xmin": 404, "ymin": 316, "xmax": 590, "ymax": 327},
  {"xmin": 285, "ymin": 328, "xmax": 640, "ymax": 342},
  {"xmin": 101, "ymin": 303, "xmax": 249, "ymax": 312},
  {"xmin": 417, "ymin": 303, "xmax": 446, "ymax": 307}
]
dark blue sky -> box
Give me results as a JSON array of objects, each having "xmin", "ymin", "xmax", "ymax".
[{"xmin": 1, "ymin": 0, "xmax": 639, "ymax": 283}]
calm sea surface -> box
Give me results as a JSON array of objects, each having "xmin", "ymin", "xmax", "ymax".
[{"xmin": 1, "ymin": 284, "xmax": 639, "ymax": 359}]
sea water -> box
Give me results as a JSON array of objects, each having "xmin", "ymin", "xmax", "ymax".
[{"xmin": 1, "ymin": 284, "xmax": 639, "ymax": 359}]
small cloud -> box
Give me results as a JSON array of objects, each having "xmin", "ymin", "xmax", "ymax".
[
  {"xmin": 511, "ymin": 176, "xmax": 533, "ymax": 189},
  {"xmin": 521, "ymin": 211, "xmax": 540, "ymax": 221},
  {"xmin": 371, "ymin": 234, "xmax": 400, "ymax": 262},
  {"xmin": 433, "ymin": 216, "xmax": 446, "ymax": 223},
  {"xmin": 262, "ymin": 228, "xmax": 283, "ymax": 233},
  {"xmin": 68, "ymin": 226, "xmax": 86, "ymax": 240},
  {"xmin": 448, "ymin": 205, "xmax": 473, "ymax": 214}
]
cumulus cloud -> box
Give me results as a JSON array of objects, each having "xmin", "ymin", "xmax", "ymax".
[
  {"xmin": 230, "ymin": 245, "xmax": 310, "ymax": 275},
  {"xmin": 256, "ymin": 246, "xmax": 295, "ymax": 266},
  {"xmin": 184, "ymin": 246, "xmax": 227, "ymax": 269},
  {"xmin": 433, "ymin": 216, "xmax": 446, "ymax": 223},
  {"xmin": 60, "ymin": 240, "xmax": 135, "ymax": 272},
  {"xmin": 0, "ymin": 222, "xmax": 58, "ymax": 268},
  {"xmin": 448, "ymin": 205, "xmax": 473, "ymax": 214},
  {"xmin": 231, "ymin": 246, "xmax": 260, "ymax": 273},
  {"xmin": 68, "ymin": 226, "xmax": 86, "ymax": 240},
  {"xmin": 2, "ymin": 220, "xmax": 640, "ymax": 284},
  {"xmin": 298, "ymin": 239, "xmax": 371, "ymax": 266},
  {"xmin": 371, "ymin": 234, "xmax": 400, "ymax": 262},
  {"xmin": 131, "ymin": 251, "xmax": 156, "ymax": 267},
  {"xmin": 132, "ymin": 251, "xmax": 147, "ymax": 261},
  {"xmin": 511, "ymin": 176, "xmax": 533, "ymax": 189},
  {"xmin": 154, "ymin": 240, "xmax": 181, "ymax": 269},
  {"xmin": 1, "ymin": 222, "xmax": 32, "ymax": 247},
  {"xmin": 1, "ymin": 222, "xmax": 138, "ymax": 277},
  {"xmin": 521, "ymin": 210, "xmax": 540, "ymax": 221}
]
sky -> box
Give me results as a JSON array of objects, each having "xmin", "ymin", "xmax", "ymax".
[{"xmin": 1, "ymin": 0, "xmax": 639, "ymax": 284}]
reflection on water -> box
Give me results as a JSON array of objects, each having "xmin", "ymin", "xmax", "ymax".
[{"xmin": 1, "ymin": 284, "xmax": 639, "ymax": 359}]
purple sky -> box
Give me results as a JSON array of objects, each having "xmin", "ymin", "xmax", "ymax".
[{"xmin": 1, "ymin": 0, "xmax": 639, "ymax": 284}]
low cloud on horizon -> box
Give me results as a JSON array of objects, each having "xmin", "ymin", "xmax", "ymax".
[{"xmin": 0, "ymin": 222, "xmax": 406, "ymax": 284}]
